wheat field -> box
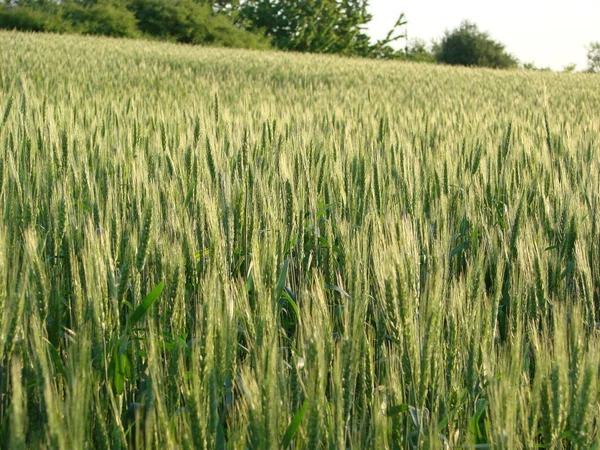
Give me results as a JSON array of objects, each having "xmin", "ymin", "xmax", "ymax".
[{"xmin": 1, "ymin": 31, "xmax": 599, "ymax": 449}]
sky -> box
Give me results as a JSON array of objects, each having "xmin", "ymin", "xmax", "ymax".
[{"xmin": 367, "ymin": 0, "xmax": 600, "ymax": 71}]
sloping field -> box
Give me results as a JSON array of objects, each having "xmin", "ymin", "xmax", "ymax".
[{"xmin": 1, "ymin": 31, "xmax": 599, "ymax": 448}]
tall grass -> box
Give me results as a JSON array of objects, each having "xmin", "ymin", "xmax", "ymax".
[{"xmin": 1, "ymin": 30, "xmax": 599, "ymax": 449}]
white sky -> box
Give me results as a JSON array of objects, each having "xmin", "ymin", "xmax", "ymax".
[{"xmin": 367, "ymin": 0, "xmax": 600, "ymax": 70}]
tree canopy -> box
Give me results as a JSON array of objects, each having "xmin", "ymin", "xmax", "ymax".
[
  {"xmin": 437, "ymin": 21, "xmax": 518, "ymax": 69},
  {"xmin": 237, "ymin": 0, "xmax": 406, "ymax": 58},
  {"xmin": 0, "ymin": 0, "xmax": 271, "ymax": 48},
  {"xmin": 0, "ymin": 0, "xmax": 409, "ymax": 58}
]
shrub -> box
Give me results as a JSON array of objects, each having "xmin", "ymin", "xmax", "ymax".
[
  {"xmin": 403, "ymin": 38, "xmax": 436, "ymax": 63},
  {"xmin": 437, "ymin": 21, "xmax": 518, "ymax": 69},
  {"xmin": 61, "ymin": 2, "xmax": 140, "ymax": 38},
  {"xmin": 0, "ymin": 5, "xmax": 55, "ymax": 32},
  {"xmin": 127, "ymin": 0, "xmax": 195, "ymax": 42},
  {"xmin": 205, "ymin": 13, "xmax": 270, "ymax": 48},
  {"xmin": 127, "ymin": 0, "xmax": 269, "ymax": 48},
  {"xmin": 0, "ymin": 1, "xmax": 269, "ymax": 49}
]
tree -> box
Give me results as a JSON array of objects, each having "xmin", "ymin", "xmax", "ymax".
[
  {"xmin": 586, "ymin": 42, "xmax": 600, "ymax": 73},
  {"xmin": 238, "ymin": 0, "xmax": 361, "ymax": 54},
  {"xmin": 0, "ymin": 3, "xmax": 52, "ymax": 31},
  {"xmin": 238, "ymin": 0, "xmax": 405, "ymax": 58},
  {"xmin": 436, "ymin": 21, "xmax": 518, "ymax": 69},
  {"xmin": 61, "ymin": 1, "xmax": 140, "ymax": 38},
  {"xmin": 127, "ymin": 0, "xmax": 269, "ymax": 47},
  {"xmin": 0, "ymin": 0, "xmax": 270, "ymax": 48}
]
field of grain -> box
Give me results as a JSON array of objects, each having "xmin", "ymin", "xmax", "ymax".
[{"xmin": 1, "ymin": 31, "xmax": 599, "ymax": 449}]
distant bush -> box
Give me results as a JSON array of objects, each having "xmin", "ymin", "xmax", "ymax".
[
  {"xmin": 61, "ymin": 2, "xmax": 139, "ymax": 38},
  {"xmin": 128, "ymin": 0, "xmax": 268, "ymax": 48},
  {"xmin": 522, "ymin": 62, "xmax": 552, "ymax": 72},
  {"xmin": 0, "ymin": 5, "xmax": 56, "ymax": 33},
  {"xmin": 401, "ymin": 38, "xmax": 436, "ymax": 63},
  {"xmin": 127, "ymin": 0, "xmax": 200, "ymax": 43},
  {"xmin": 437, "ymin": 21, "xmax": 518, "ymax": 69},
  {"xmin": 206, "ymin": 13, "xmax": 270, "ymax": 48},
  {"xmin": 0, "ymin": 0, "xmax": 269, "ymax": 49}
]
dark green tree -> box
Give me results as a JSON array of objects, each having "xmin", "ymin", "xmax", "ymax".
[
  {"xmin": 437, "ymin": 21, "xmax": 518, "ymax": 69},
  {"xmin": 238, "ymin": 0, "xmax": 405, "ymax": 57},
  {"xmin": 0, "ymin": 0, "xmax": 270, "ymax": 48},
  {"xmin": 238, "ymin": 0, "xmax": 343, "ymax": 53},
  {"xmin": 62, "ymin": 1, "xmax": 140, "ymax": 38},
  {"xmin": 127, "ymin": 0, "xmax": 269, "ymax": 47}
]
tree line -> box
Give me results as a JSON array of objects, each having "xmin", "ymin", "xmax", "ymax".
[{"xmin": 1, "ymin": 0, "xmax": 598, "ymax": 71}]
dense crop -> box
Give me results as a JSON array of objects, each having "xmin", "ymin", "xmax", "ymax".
[{"xmin": 0, "ymin": 31, "xmax": 599, "ymax": 449}]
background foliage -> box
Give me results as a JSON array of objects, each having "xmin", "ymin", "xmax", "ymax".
[
  {"xmin": 1, "ymin": 0, "xmax": 598, "ymax": 70},
  {"xmin": 0, "ymin": 0, "xmax": 270, "ymax": 48},
  {"xmin": 237, "ymin": 0, "xmax": 406, "ymax": 58},
  {"xmin": 0, "ymin": 0, "xmax": 408, "ymax": 56},
  {"xmin": 436, "ymin": 20, "xmax": 518, "ymax": 69}
]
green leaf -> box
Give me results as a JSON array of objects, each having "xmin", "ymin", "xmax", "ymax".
[
  {"xmin": 128, "ymin": 281, "xmax": 165, "ymax": 329},
  {"xmin": 316, "ymin": 202, "xmax": 336, "ymax": 219},
  {"xmin": 449, "ymin": 241, "xmax": 469, "ymax": 259},
  {"xmin": 246, "ymin": 273, "xmax": 255, "ymax": 293},
  {"xmin": 120, "ymin": 352, "xmax": 132, "ymax": 378},
  {"xmin": 324, "ymin": 284, "xmax": 351, "ymax": 298},
  {"xmin": 274, "ymin": 257, "xmax": 289, "ymax": 302},
  {"xmin": 468, "ymin": 398, "xmax": 488, "ymax": 439},
  {"xmin": 280, "ymin": 290, "xmax": 300, "ymax": 322},
  {"xmin": 386, "ymin": 404, "xmax": 408, "ymax": 417},
  {"xmin": 111, "ymin": 348, "xmax": 131, "ymax": 395},
  {"xmin": 437, "ymin": 389, "xmax": 467, "ymax": 432},
  {"xmin": 45, "ymin": 340, "xmax": 66, "ymax": 378},
  {"xmin": 77, "ymin": 200, "xmax": 92, "ymax": 214},
  {"xmin": 281, "ymin": 401, "xmax": 308, "ymax": 449},
  {"xmin": 1, "ymin": 95, "xmax": 13, "ymax": 127}
]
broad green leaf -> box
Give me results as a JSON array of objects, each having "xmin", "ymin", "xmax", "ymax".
[
  {"xmin": 468, "ymin": 398, "xmax": 488, "ymax": 439},
  {"xmin": 280, "ymin": 290, "xmax": 300, "ymax": 322},
  {"xmin": 449, "ymin": 241, "xmax": 469, "ymax": 259},
  {"xmin": 324, "ymin": 284, "xmax": 351, "ymax": 298},
  {"xmin": 386, "ymin": 404, "xmax": 408, "ymax": 417},
  {"xmin": 274, "ymin": 257, "xmax": 289, "ymax": 301},
  {"xmin": 281, "ymin": 401, "xmax": 308, "ymax": 449},
  {"xmin": 128, "ymin": 281, "xmax": 165, "ymax": 329},
  {"xmin": 45, "ymin": 340, "xmax": 66, "ymax": 378},
  {"xmin": 437, "ymin": 389, "xmax": 467, "ymax": 432},
  {"xmin": 246, "ymin": 273, "xmax": 255, "ymax": 293},
  {"xmin": 111, "ymin": 349, "xmax": 131, "ymax": 395}
]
